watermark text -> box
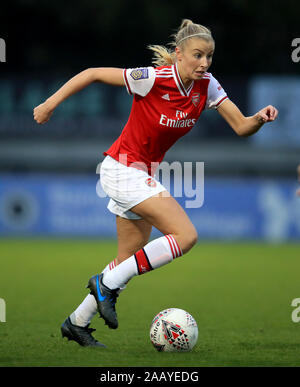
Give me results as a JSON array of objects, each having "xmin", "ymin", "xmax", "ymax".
[
  {"xmin": 0, "ymin": 38, "xmax": 6, "ymax": 62},
  {"xmin": 96, "ymin": 156, "xmax": 204, "ymax": 209},
  {"xmin": 291, "ymin": 298, "xmax": 300, "ymax": 322},
  {"xmin": 291, "ymin": 38, "xmax": 300, "ymax": 63},
  {"xmin": 0, "ymin": 298, "xmax": 6, "ymax": 322}
]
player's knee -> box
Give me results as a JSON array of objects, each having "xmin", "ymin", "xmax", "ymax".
[
  {"xmin": 183, "ymin": 229, "xmax": 198, "ymax": 253},
  {"xmin": 175, "ymin": 227, "xmax": 198, "ymax": 255}
]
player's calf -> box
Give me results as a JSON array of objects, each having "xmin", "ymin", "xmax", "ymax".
[{"xmin": 100, "ymin": 234, "xmax": 184, "ymax": 292}]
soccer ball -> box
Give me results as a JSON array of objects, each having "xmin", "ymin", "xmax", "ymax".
[{"xmin": 149, "ymin": 308, "xmax": 198, "ymax": 352}]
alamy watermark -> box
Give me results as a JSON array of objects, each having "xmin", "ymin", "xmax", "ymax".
[
  {"xmin": 0, "ymin": 298, "xmax": 6, "ymax": 322},
  {"xmin": 291, "ymin": 38, "xmax": 300, "ymax": 63},
  {"xmin": 96, "ymin": 156, "xmax": 204, "ymax": 209},
  {"xmin": 291, "ymin": 298, "xmax": 300, "ymax": 323},
  {"xmin": 0, "ymin": 38, "xmax": 6, "ymax": 62}
]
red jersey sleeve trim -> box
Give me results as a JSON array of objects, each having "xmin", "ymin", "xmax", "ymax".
[
  {"xmin": 215, "ymin": 96, "xmax": 228, "ymax": 108},
  {"xmin": 123, "ymin": 69, "xmax": 132, "ymax": 95}
]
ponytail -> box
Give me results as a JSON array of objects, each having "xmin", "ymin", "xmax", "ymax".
[
  {"xmin": 148, "ymin": 19, "xmax": 214, "ymax": 66},
  {"xmin": 147, "ymin": 44, "xmax": 175, "ymax": 67}
]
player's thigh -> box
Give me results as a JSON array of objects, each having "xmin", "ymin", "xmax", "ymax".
[
  {"xmin": 116, "ymin": 215, "xmax": 152, "ymax": 263},
  {"xmin": 130, "ymin": 192, "xmax": 198, "ymax": 253}
]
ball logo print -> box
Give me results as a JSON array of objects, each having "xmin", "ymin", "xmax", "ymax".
[
  {"xmin": 0, "ymin": 298, "xmax": 6, "ymax": 322},
  {"xmin": 161, "ymin": 319, "xmax": 190, "ymax": 351},
  {"xmin": 150, "ymin": 308, "xmax": 198, "ymax": 352}
]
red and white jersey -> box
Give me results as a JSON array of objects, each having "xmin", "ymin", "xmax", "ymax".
[{"xmin": 104, "ymin": 63, "xmax": 228, "ymax": 175}]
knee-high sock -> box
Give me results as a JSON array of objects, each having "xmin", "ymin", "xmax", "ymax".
[
  {"xmin": 102, "ymin": 234, "xmax": 182, "ymax": 290},
  {"xmin": 70, "ymin": 235, "xmax": 182, "ymax": 326}
]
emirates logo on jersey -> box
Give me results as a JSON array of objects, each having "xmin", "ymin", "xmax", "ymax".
[
  {"xmin": 145, "ymin": 178, "xmax": 157, "ymax": 188},
  {"xmin": 191, "ymin": 93, "xmax": 200, "ymax": 107}
]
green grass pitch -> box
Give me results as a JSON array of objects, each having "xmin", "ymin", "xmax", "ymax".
[{"xmin": 0, "ymin": 239, "xmax": 300, "ymax": 367}]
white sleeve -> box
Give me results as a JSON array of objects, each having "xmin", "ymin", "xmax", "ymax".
[
  {"xmin": 123, "ymin": 66, "xmax": 156, "ymax": 97},
  {"xmin": 205, "ymin": 74, "xmax": 228, "ymax": 109}
]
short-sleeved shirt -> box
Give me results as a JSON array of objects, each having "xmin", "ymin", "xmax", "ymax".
[{"xmin": 104, "ymin": 63, "xmax": 228, "ymax": 175}]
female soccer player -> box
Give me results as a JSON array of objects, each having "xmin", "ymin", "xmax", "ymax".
[{"xmin": 34, "ymin": 19, "xmax": 278, "ymax": 347}]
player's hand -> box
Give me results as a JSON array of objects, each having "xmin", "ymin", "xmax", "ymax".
[
  {"xmin": 33, "ymin": 101, "xmax": 54, "ymax": 124},
  {"xmin": 255, "ymin": 105, "xmax": 278, "ymax": 124}
]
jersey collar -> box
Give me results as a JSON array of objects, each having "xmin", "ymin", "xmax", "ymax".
[{"xmin": 172, "ymin": 62, "xmax": 194, "ymax": 97}]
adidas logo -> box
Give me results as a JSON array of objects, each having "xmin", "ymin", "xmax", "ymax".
[{"xmin": 162, "ymin": 94, "xmax": 170, "ymax": 101}]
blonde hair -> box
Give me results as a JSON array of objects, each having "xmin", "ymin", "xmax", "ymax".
[{"xmin": 148, "ymin": 19, "xmax": 214, "ymax": 67}]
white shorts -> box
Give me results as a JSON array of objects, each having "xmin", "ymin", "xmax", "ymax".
[{"xmin": 100, "ymin": 156, "xmax": 166, "ymax": 220}]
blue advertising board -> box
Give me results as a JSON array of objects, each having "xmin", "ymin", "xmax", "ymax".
[{"xmin": 0, "ymin": 174, "xmax": 299, "ymax": 241}]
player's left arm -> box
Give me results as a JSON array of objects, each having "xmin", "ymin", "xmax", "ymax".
[{"xmin": 217, "ymin": 99, "xmax": 278, "ymax": 137}]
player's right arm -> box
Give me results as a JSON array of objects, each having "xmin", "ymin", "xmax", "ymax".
[{"xmin": 33, "ymin": 68, "xmax": 124, "ymax": 124}]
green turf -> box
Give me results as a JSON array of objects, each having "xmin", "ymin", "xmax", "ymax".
[{"xmin": 0, "ymin": 239, "xmax": 300, "ymax": 367}]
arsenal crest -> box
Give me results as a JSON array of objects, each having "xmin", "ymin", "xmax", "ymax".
[
  {"xmin": 191, "ymin": 93, "xmax": 200, "ymax": 107},
  {"xmin": 145, "ymin": 177, "xmax": 157, "ymax": 188}
]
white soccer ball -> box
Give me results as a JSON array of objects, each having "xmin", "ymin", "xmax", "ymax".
[{"xmin": 149, "ymin": 308, "xmax": 198, "ymax": 352}]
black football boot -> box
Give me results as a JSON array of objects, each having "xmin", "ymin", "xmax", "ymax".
[
  {"xmin": 61, "ymin": 317, "xmax": 106, "ymax": 348},
  {"xmin": 86, "ymin": 273, "xmax": 119, "ymax": 329}
]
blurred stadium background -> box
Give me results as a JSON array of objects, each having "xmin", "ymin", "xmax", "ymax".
[{"xmin": 0, "ymin": 0, "xmax": 300, "ymax": 241}]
